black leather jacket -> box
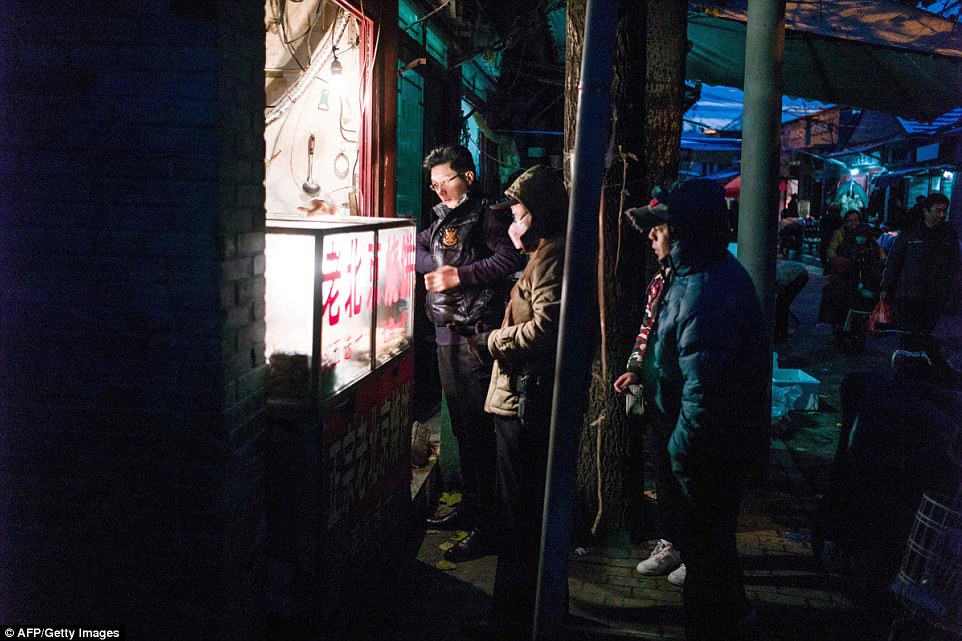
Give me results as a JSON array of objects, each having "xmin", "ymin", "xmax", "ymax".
[{"xmin": 415, "ymin": 196, "xmax": 522, "ymax": 329}]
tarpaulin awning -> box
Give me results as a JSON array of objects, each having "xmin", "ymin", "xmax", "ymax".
[
  {"xmin": 872, "ymin": 164, "xmax": 954, "ymax": 188},
  {"xmin": 680, "ymin": 134, "xmax": 742, "ymax": 153},
  {"xmin": 722, "ymin": 174, "xmax": 786, "ymax": 199},
  {"xmin": 687, "ymin": 0, "xmax": 962, "ymax": 121},
  {"xmin": 724, "ymin": 175, "xmax": 741, "ymax": 199},
  {"xmin": 702, "ymin": 168, "xmax": 741, "ymax": 184}
]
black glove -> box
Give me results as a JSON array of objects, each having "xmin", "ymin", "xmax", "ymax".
[{"xmin": 467, "ymin": 331, "xmax": 492, "ymax": 365}]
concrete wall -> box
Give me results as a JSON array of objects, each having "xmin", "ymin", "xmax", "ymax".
[{"xmin": 0, "ymin": 2, "xmax": 267, "ymax": 638}]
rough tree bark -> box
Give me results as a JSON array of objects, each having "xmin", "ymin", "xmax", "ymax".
[{"xmin": 565, "ymin": 0, "xmax": 687, "ymax": 544}]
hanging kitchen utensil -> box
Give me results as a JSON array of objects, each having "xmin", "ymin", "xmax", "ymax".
[
  {"xmin": 333, "ymin": 150, "xmax": 350, "ymax": 180},
  {"xmin": 302, "ymin": 134, "xmax": 321, "ymax": 197}
]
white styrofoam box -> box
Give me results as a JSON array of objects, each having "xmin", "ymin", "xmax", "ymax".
[{"xmin": 772, "ymin": 367, "xmax": 820, "ymax": 411}]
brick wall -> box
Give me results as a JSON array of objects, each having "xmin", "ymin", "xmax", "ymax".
[{"xmin": 0, "ymin": 2, "xmax": 267, "ymax": 639}]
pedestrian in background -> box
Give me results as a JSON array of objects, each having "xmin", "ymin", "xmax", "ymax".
[
  {"xmin": 775, "ymin": 259, "xmax": 810, "ymax": 343},
  {"xmin": 638, "ymin": 179, "xmax": 770, "ymax": 641},
  {"xmin": 818, "ymin": 209, "xmax": 883, "ymax": 344},
  {"xmin": 818, "ymin": 202, "xmax": 844, "ymax": 273},
  {"xmin": 416, "ymin": 144, "xmax": 525, "ymax": 561},
  {"xmin": 881, "ymin": 192, "xmax": 961, "ymax": 381}
]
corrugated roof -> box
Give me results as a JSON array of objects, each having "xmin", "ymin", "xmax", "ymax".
[
  {"xmin": 690, "ymin": 0, "xmax": 962, "ymax": 58},
  {"xmin": 897, "ymin": 108, "xmax": 962, "ymax": 135}
]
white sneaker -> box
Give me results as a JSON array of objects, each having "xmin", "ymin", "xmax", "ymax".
[
  {"xmin": 667, "ymin": 563, "xmax": 686, "ymax": 586},
  {"xmin": 635, "ymin": 539, "xmax": 681, "ymax": 575}
]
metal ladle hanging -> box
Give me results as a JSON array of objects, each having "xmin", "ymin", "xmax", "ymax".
[{"xmin": 302, "ymin": 134, "xmax": 321, "ymax": 197}]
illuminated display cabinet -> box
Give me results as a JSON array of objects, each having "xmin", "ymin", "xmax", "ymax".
[{"xmin": 264, "ymin": 215, "xmax": 416, "ymax": 400}]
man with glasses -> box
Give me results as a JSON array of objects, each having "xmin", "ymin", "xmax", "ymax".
[{"xmin": 416, "ymin": 144, "xmax": 524, "ymax": 562}]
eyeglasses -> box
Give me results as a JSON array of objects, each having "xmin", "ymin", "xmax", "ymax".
[{"xmin": 430, "ymin": 173, "xmax": 464, "ymax": 192}]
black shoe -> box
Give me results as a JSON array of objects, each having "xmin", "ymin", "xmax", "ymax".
[
  {"xmin": 425, "ymin": 507, "xmax": 468, "ymax": 530},
  {"xmin": 443, "ymin": 530, "xmax": 494, "ymax": 563}
]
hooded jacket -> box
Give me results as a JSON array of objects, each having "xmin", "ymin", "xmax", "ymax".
[
  {"xmin": 483, "ymin": 166, "xmax": 568, "ymax": 417},
  {"xmin": 640, "ymin": 187, "xmax": 770, "ymax": 479}
]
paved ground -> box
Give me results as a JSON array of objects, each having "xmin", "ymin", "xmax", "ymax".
[{"xmin": 323, "ymin": 264, "xmax": 961, "ymax": 641}]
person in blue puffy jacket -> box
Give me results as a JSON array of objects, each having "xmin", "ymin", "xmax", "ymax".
[{"xmin": 639, "ymin": 179, "xmax": 770, "ymax": 641}]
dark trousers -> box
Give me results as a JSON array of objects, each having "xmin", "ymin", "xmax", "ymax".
[
  {"xmin": 650, "ymin": 416, "xmax": 687, "ymax": 551},
  {"xmin": 775, "ymin": 271, "xmax": 809, "ymax": 339},
  {"xmin": 492, "ymin": 395, "xmax": 552, "ymax": 633},
  {"xmin": 436, "ymin": 343, "xmax": 497, "ymax": 535},
  {"xmin": 675, "ymin": 465, "xmax": 750, "ymax": 641},
  {"xmin": 893, "ymin": 296, "xmax": 943, "ymax": 353}
]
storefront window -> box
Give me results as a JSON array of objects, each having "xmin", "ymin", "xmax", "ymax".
[
  {"xmin": 319, "ymin": 229, "xmax": 375, "ymax": 394},
  {"xmin": 375, "ymin": 226, "xmax": 415, "ymax": 365}
]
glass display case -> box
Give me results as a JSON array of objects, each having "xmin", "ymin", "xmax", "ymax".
[{"xmin": 265, "ymin": 215, "xmax": 415, "ymax": 400}]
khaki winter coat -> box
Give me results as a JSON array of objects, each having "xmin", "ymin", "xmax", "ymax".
[{"xmin": 483, "ymin": 235, "xmax": 565, "ymax": 417}]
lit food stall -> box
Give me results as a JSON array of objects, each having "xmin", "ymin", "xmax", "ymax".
[
  {"xmin": 264, "ymin": 214, "xmax": 416, "ymax": 617},
  {"xmin": 261, "ymin": 0, "xmax": 410, "ymax": 622}
]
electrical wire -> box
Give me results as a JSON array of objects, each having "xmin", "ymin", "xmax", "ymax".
[
  {"xmin": 400, "ymin": 0, "xmax": 453, "ymax": 32},
  {"xmin": 276, "ymin": 0, "xmax": 307, "ymax": 71},
  {"xmin": 339, "ymin": 95, "xmax": 359, "ymax": 143},
  {"xmin": 464, "ymin": 131, "xmax": 522, "ymax": 171},
  {"xmin": 266, "ymin": 7, "xmax": 345, "ymax": 125}
]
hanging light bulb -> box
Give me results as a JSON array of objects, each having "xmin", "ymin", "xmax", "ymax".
[
  {"xmin": 328, "ymin": 46, "xmax": 345, "ymax": 95},
  {"xmin": 330, "ymin": 47, "xmax": 343, "ymax": 76}
]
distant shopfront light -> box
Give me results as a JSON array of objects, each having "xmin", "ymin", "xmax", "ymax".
[{"xmin": 850, "ymin": 168, "xmax": 859, "ymax": 176}]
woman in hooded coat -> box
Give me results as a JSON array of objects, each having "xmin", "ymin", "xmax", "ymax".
[{"xmin": 468, "ymin": 165, "xmax": 568, "ymax": 637}]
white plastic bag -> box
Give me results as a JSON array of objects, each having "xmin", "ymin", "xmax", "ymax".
[{"xmin": 771, "ymin": 384, "xmax": 804, "ymax": 423}]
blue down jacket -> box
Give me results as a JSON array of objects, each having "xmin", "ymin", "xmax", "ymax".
[{"xmin": 641, "ymin": 230, "xmax": 771, "ymax": 479}]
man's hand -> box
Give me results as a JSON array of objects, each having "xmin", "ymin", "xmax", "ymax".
[
  {"xmin": 613, "ymin": 371, "xmax": 638, "ymax": 393},
  {"xmin": 424, "ymin": 265, "xmax": 460, "ymax": 292},
  {"xmin": 296, "ymin": 198, "xmax": 337, "ymax": 216}
]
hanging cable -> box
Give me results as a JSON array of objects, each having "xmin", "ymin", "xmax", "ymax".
[
  {"xmin": 613, "ymin": 147, "xmax": 638, "ymax": 275},
  {"xmin": 589, "ymin": 412, "xmax": 606, "ymax": 536},
  {"xmin": 400, "ymin": 0, "xmax": 453, "ymax": 32}
]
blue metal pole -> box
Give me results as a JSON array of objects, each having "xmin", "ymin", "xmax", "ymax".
[{"xmin": 533, "ymin": 0, "xmax": 618, "ymax": 638}]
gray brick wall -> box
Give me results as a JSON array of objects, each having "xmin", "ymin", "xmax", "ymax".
[{"xmin": 1, "ymin": 2, "xmax": 267, "ymax": 639}]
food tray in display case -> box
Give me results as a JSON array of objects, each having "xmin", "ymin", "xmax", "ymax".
[{"xmin": 264, "ymin": 215, "xmax": 415, "ymax": 400}]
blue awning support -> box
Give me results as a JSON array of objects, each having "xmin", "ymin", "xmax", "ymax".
[{"xmin": 534, "ymin": 0, "xmax": 617, "ymax": 638}]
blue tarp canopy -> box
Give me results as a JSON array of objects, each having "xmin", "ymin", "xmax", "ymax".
[
  {"xmin": 680, "ymin": 134, "xmax": 742, "ymax": 152},
  {"xmin": 687, "ymin": 0, "xmax": 962, "ymax": 121}
]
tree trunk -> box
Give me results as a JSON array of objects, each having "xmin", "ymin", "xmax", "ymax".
[{"xmin": 565, "ymin": 0, "xmax": 687, "ymax": 544}]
